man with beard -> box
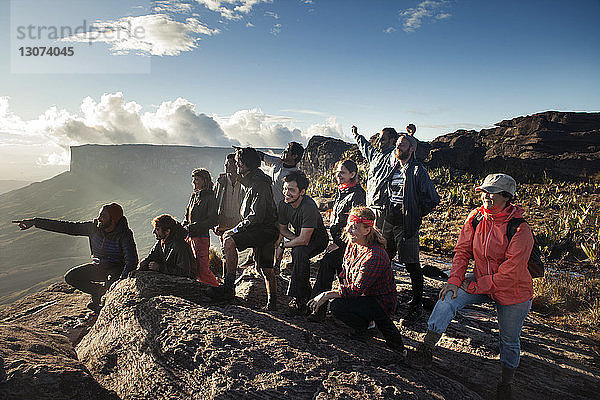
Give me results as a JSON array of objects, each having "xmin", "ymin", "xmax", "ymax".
[
  {"xmin": 382, "ymin": 134, "xmax": 440, "ymax": 324},
  {"xmin": 278, "ymin": 170, "xmax": 328, "ymax": 315},
  {"xmin": 13, "ymin": 203, "xmax": 138, "ymax": 312},
  {"xmin": 138, "ymin": 214, "xmax": 196, "ymax": 278},
  {"xmin": 207, "ymin": 147, "xmax": 280, "ymax": 310}
]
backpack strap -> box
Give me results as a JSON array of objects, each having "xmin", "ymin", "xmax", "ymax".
[
  {"xmin": 471, "ymin": 211, "xmax": 483, "ymax": 232},
  {"xmin": 506, "ymin": 217, "xmax": 526, "ymax": 242}
]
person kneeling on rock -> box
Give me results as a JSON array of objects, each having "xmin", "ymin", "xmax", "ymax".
[
  {"xmin": 13, "ymin": 203, "xmax": 138, "ymax": 313},
  {"xmin": 307, "ymin": 207, "xmax": 405, "ymax": 355},
  {"xmin": 138, "ymin": 214, "xmax": 196, "ymax": 279}
]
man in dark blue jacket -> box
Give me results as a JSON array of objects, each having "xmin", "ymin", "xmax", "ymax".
[
  {"xmin": 13, "ymin": 203, "xmax": 138, "ymax": 312},
  {"xmin": 382, "ymin": 134, "xmax": 440, "ymax": 324}
]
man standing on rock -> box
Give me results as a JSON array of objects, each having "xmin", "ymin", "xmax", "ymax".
[
  {"xmin": 278, "ymin": 171, "xmax": 328, "ymax": 315},
  {"xmin": 138, "ymin": 214, "xmax": 196, "ymax": 279},
  {"xmin": 13, "ymin": 203, "xmax": 138, "ymax": 312},
  {"xmin": 207, "ymin": 147, "xmax": 280, "ymax": 310},
  {"xmin": 214, "ymin": 153, "xmax": 243, "ymax": 237},
  {"xmin": 352, "ymin": 125, "xmax": 399, "ymax": 229},
  {"xmin": 382, "ymin": 134, "xmax": 440, "ymax": 324}
]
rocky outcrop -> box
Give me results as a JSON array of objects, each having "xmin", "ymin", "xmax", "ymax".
[
  {"xmin": 426, "ymin": 111, "xmax": 600, "ymax": 180},
  {"xmin": 298, "ymin": 136, "xmax": 357, "ymax": 179},
  {"xmin": 75, "ymin": 271, "xmax": 481, "ymax": 400},
  {"xmin": 0, "ymin": 283, "xmax": 118, "ymax": 400}
]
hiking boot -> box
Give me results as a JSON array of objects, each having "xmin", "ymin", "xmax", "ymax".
[
  {"xmin": 408, "ymin": 330, "xmax": 441, "ymax": 369},
  {"xmin": 307, "ymin": 306, "xmax": 326, "ymax": 322},
  {"xmin": 496, "ymin": 382, "xmax": 513, "ymax": 400},
  {"xmin": 403, "ymin": 304, "xmax": 423, "ymax": 327},
  {"xmin": 287, "ymin": 298, "xmax": 308, "ymax": 316},
  {"xmin": 206, "ymin": 284, "xmax": 235, "ymax": 302},
  {"xmin": 408, "ymin": 343, "xmax": 433, "ymax": 369}
]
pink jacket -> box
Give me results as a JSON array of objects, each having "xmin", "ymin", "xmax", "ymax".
[{"xmin": 448, "ymin": 204, "xmax": 534, "ymax": 305}]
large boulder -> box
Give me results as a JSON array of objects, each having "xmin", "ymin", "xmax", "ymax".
[
  {"xmin": 0, "ymin": 322, "xmax": 118, "ymax": 400},
  {"xmin": 427, "ymin": 111, "xmax": 600, "ymax": 181},
  {"xmin": 75, "ymin": 271, "xmax": 481, "ymax": 399}
]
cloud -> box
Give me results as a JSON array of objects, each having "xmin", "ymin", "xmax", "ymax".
[
  {"xmin": 60, "ymin": 14, "xmax": 219, "ymax": 56},
  {"xmin": 1, "ymin": 94, "xmax": 352, "ymax": 177},
  {"xmin": 270, "ymin": 23, "xmax": 282, "ymax": 35},
  {"xmin": 280, "ymin": 109, "xmax": 329, "ymax": 117},
  {"xmin": 215, "ymin": 108, "xmax": 306, "ymax": 147},
  {"xmin": 195, "ymin": 0, "xmax": 271, "ymax": 20},
  {"xmin": 304, "ymin": 117, "xmax": 346, "ymax": 140},
  {"xmin": 153, "ymin": 0, "xmax": 193, "ymax": 14},
  {"xmin": 383, "ymin": 27, "xmax": 396, "ymax": 34},
  {"xmin": 399, "ymin": 0, "xmax": 452, "ymax": 32},
  {"xmin": 264, "ymin": 11, "xmax": 279, "ymax": 19}
]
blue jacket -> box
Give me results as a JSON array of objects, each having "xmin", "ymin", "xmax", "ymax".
[
  {"xmin": 34, "ymin": 216, "xmax": 138, "ymax": 279},
  {"xmin": 382, "ymin": 155, "xmax": 441, "ymax": 240},
  {"xmin": 354, "ymin": 131, "xmax": 395, "ymax": 208}
]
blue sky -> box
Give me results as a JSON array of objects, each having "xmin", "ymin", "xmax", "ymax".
[{"xmin": 1, "ymin": 0, "xmax": 599, "ymax": 180}]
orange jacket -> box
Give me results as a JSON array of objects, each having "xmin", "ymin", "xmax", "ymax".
[{"xmin": 448, "ymin": 204, "xmax": 534, "ymax": 305}]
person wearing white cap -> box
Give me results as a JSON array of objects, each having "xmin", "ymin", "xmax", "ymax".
[{"xmin": 409, "ymin": 173, "xmax": 534, "ymax": 400}]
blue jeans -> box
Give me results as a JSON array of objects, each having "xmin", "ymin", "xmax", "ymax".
[{"xmin": 427, "ymin": 287, "xmax": 531, "ymax": 369}]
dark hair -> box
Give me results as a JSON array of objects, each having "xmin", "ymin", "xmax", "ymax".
[
  {"xmin": 289, "ymin": 142, "xmax": 304, "ymax": 161},
  {"xmin": 152, "ymin": 214, "xmax": 179, "ymax": 231},
  {"xmin": 226, "ymin": 153, "xmax": 236, "ymax": 161},
  {"xmin": 381, "ymin": 127, "xmax": 399, "ymax": 142},
  {"xmin": 237, "ymin": 147, "xmax": 261, "ymax": 170},
  {"xmin": 338, "ymin": 159, "xmax": 359, "ymax": 182},
  {"xmin": 283, "ymin": 170, "xmax": 309, "ymax": 192},
  {"xmin": 191, "ymin": 168, "xmax": 213, "ymax": 190}
]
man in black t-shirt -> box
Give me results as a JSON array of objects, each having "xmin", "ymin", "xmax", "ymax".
[{"xmin": 278, "ymin": 171, "xmax": 328, "ymax": 315}]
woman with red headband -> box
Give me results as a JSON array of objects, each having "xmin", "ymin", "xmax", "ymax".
[
  {"xmin": 308, "ymin": 206, "xmax": 405, "ymax": 354},
  {"xmin": 308, "ymin": 159, "xmax": 366, "ymax": 321}
]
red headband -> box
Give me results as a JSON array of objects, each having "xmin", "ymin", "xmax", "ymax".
[{"xmin": 348, "ymin": 214, "xmax": 374, "ymax": 227}]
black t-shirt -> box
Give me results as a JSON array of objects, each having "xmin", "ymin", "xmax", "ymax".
[{"xmin": 278, "ymin": 196, "xmax": 328, "ymax": 247}]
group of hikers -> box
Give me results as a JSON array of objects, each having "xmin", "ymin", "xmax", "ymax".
[{"xmin": 13, "ymin": 123, "xmax": 535, "ymax": 400}]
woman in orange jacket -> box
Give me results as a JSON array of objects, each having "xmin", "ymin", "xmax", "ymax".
[{"xmin": 410, "ymin": 173, "xmax": 534, "ymax": 400}]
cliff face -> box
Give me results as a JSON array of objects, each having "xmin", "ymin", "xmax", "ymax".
[
  {"xmin": 426, "ymin": 111, "xmax": 600, "ymax": 180},
  {"xmin": 70, "ymin": 144, "xmax": 282, "ymax": 181}
]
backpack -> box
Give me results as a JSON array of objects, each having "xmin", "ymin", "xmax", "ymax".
[{"xmin": 471, "ymin": 212, "xmax": 544, "ymax": 278}]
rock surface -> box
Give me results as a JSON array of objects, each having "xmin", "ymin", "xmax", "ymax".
[
  {"xmin": 75, "ymin": 271, "xmax": 481, "ymax": 400},
  {"xmin": 1, "ymin": 263, "xmax": 599, "ymax": 399},
  {"xmin": 0, "ymin": 283, "xmax": 118, "ymax": 400},
  {"xmin": 427, "ymin": 111, "xmax": 600, "ymax": 180}
]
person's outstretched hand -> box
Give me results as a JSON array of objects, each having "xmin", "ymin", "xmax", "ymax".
[
  {"xmin": 351, "ymin": 125, "xmax": 358, "ymax": 135},
  {"xmin": 12, "ymin": 219, "xmax": 34, "ymax": 230}
]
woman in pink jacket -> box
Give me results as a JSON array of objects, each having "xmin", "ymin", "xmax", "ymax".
[{"xmin": 410, "ymin": 173, "xmax": 534, "ymax": 400}]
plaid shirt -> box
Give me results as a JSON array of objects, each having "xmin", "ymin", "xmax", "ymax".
[{"xmin": 338, "ymin": 242, "xmax": 397, "ymax": 316}]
